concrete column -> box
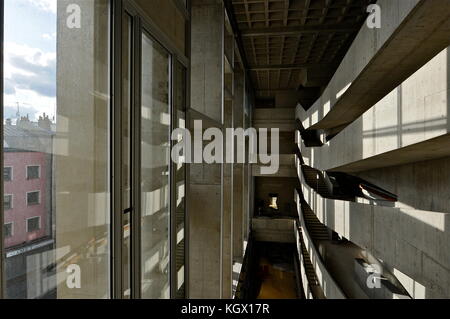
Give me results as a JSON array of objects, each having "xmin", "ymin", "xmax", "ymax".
[
  {"xmin": 243, "ymin": 110, "xmax": 252, "ymax": 241},
  {"xmin": 56, "ymin": 0, "xmax": 110, "ymax": 299},
  {"xmin": 222, "ymin": 99, "xmax": 233, "ymax": 298},
  {"xmin": 188, "ymin": 0, "xmax": 224, "ymax": 299},
  {"xmin": 233, "ymin": 71, "xmax": 245, "ymax": 259}
]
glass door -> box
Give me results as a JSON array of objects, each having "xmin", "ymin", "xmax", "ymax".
[
  {"xmin": 139, "ymin": 30, "xmax": 171, "ymax": 299},
  {"xmin": 116, "ymin": 2, "xmax": 186, "ymax": 299}
]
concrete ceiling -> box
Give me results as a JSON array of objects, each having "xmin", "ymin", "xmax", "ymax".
[{"xmin": 228, "ymin": 0, "xmax": 375, "ymax": 104}]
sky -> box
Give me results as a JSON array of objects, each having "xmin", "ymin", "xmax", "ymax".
[{"xmin": 3, "ymin": 0, "xmax": 57, "ymax": 122}]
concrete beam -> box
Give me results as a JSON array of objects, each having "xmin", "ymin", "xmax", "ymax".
[
  {"xmin": 241, "ymin": 24, "xmax": 359, "ymax": 37},
  {"xmin": 250, "ymin": 63, "xmax": 336, "ymax": 71}
]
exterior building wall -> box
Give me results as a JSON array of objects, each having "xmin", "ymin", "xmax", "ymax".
[{"xmin": 4, "ymin": 151, "xmax": 49, "ymax": 247}]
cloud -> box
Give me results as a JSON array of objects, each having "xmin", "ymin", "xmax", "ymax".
[
  {"xmin": 4, "ymin": 79, "xmax": 16, "ymax": 95},
  {"xmin": 42, "ymin": 32, "xmax": 56, "ymax": 40},
  {"xmin": 4, "ymin": 42, "xmax": 56, "ymax": 98},
  {"xmin": 4, "ymin": 105, "xmax": 40, "ymax": 121},
  {"xmin": 27, "ymin": 0, "xmax": 57, "ymax": 14}
]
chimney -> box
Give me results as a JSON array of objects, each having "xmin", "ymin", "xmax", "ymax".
[{"xmin": 38, "ymin": 112, "xmax": 52, "ymax": 131}]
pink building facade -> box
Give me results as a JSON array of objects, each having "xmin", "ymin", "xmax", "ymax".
[{"xmin": 4, "ymin": 151, "xmax": 50, "ymax": 248}]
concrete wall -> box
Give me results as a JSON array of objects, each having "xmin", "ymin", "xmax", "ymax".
[
  {"xmin": 254, "ymin": 108, "xmax": 296, "ymax": 132},
  {"xmin": 254, "ymin": 176, "xmax": 298, "ymax": 218},
  {"xmin": 252, "ymin": 218, "xmax": 296, "ymax": 243},
  {"xmin": 356, "ymin": 157, "xmax": 450, "ymax": 214},
  {"xmin": 134, "ymin": 0, "xmax": 186, "ymax": 54}
]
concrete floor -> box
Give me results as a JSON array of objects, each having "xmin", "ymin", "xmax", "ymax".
[
  {"xmin": 254, "ymin": 243, "xmax": 300, "ymax": 299},
  {"xmin": 256, "ymin": 258, "xmax": 297, "ymax": 299}
]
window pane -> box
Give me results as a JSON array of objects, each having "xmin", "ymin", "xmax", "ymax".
[
  {"xmin": 27, "ymin": 217, "xmax": 41, "ymax": 233},
  {"xmin": 27, "ymin": 191, "xmax": 40, "ymax": 206},
  {"xmin": 3, "ymin": 0, "xmax": 111, "ymax": 299},
  {"xmin": 27, "ymin": 166, "xmax": 40, "ymax": 179},
  {"xmin": 4, "ymin": 223, "xmax": 13, "ymax": 238},
  {"xmin": 141, "ymin": 32, "xmax": 171, "ymax": 299},
  {"xmin": 4, "ymin": 195, "xmax": 12, "ymax": 210},
  {"xmin": 4, "ymin": 167, "xmax": 12, "ymax": 181}
]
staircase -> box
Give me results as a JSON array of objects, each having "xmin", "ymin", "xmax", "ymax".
[
  {"xmin": 297, "ymin": 228, "xmax": 325, "ymax": 299},
  {"xmin": 301, "ymin": 201, "xmax": 330, "ymax": 241},
  {"xmin": 300, "ymin": 164, "xmax": 334, "ymax": 198}
]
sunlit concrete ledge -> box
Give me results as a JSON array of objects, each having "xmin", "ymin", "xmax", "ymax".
[
  {"xmin": 294, "ymin": 189, "xmax": 346, "ymax": 299},
  {"xmin": 296, "ymin": 160, "xmax": 450, "ymax": 298},
  {"xmin": 296, "ymin": 47, "xmax": 450, "ymax": 172},
  {"xmin": 297, "ymin": 0, "xmax": 450, "ymax": 137}
]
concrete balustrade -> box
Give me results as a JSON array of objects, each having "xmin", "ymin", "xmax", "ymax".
[
  {"xmin": 297, "ymin": 159, "xmax": 450, "ymax": 298},
  {"xmin": 251, "ymin": 217, "xmax": 296, "ymax": 243},
  {"xmin": 297, "ymin": 47, "xmax": 450, "ymax": 173}
]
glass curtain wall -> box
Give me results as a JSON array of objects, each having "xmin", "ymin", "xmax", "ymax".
[
  {"xmin": 2, "ymin": 0, "xmax": 111, "ymax": 299},
  {"xmin": 2, "ymin": 0, "xmax": 187, "ymax": 299}
]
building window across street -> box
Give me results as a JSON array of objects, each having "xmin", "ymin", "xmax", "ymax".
[
  {"xmin": 4, "ymin": 194, "xmax": 13, "ymax": 210},
  {"xmin": 26, "ymin": 191, "xmax": 40, "ymax": 206},
  {"xmin": 4, "ymin": 223, "xmax": 13, "ymax": 238},
  {"xmin": 4, "ymin": 167, "xmax": 12, "ymax": 181},
  {"xmin": 27, "ymin": 166, "xmax": 40, "ymax": 180},
  {"xmin": 27, "ymin": 217, "xmax": 41, "ymax": 233}
]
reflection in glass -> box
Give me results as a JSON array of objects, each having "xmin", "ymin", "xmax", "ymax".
[
  {"xmin": 3, "ymin": 0, "xmax": 111, "ymax": 299},
  {"xmin": 140, "ymin": 32, "xmax": 171, "ymax": 299}
]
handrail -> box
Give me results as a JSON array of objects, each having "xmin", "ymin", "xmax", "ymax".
[{"xmin": 294, "ymin": 188, "xmax": 347, "ymax": 299}]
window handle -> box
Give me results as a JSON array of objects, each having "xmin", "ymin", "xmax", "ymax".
[{"xmin": 124, "ymin": 207, "xmax": 133, "ymax": 215}]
